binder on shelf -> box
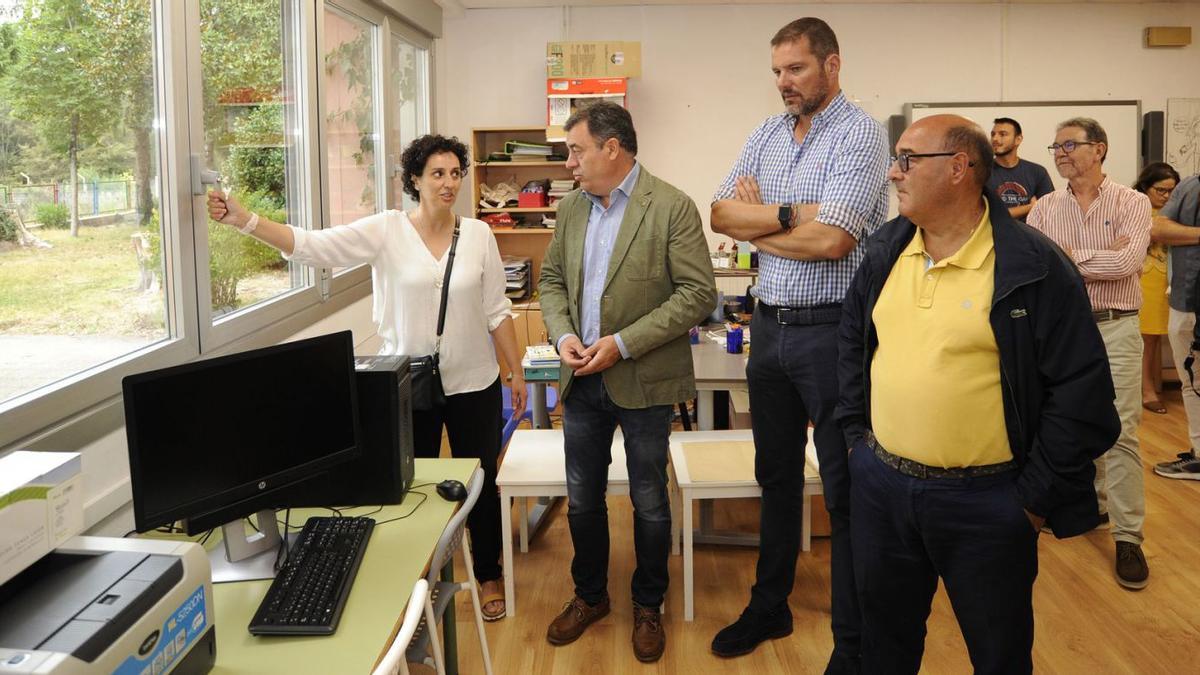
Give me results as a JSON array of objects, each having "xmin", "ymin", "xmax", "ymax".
[{"xmin": 504, "ymin": 140, "xmax": 553, "ymax": 156}]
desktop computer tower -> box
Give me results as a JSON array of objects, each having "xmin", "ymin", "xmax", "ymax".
[{"xmin": 286, "ymin": 355, "xmax": 414, "ymax": 507}]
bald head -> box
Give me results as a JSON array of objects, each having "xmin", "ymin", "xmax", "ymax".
[{"xmin": 910, "ymin": 115, "xmax": 993, "ymax": 187}]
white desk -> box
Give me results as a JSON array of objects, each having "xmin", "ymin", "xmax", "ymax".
[
  {"xmin": 669, "ymin": 429, "xmax": 821, "ymax": 621},
  {"xmin": 499, "ymin": 429, "xmax": 677, "ymax": 617},
  {"xmin": 692, "ymin": 340, "xmax": 749, "ymax": 431}
]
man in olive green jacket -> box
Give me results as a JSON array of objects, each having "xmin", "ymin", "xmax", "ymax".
[{"xmin": 539, "ymin": 101, "xmax": 716, "ymax": 663}]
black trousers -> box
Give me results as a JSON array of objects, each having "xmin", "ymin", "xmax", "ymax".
[
  {"xmin": 746, "ymin": 310, "xmax": 860, "ymax": 658},
  {"xmin": 412, "ymin": 377, "xmax": 503, "ymax": 583},
  {"xmin": 850, "ymin": 438, "xmax": 1038, "ymax": 675}
]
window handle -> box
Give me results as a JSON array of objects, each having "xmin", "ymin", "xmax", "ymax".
[{"xmin": 190, "ymin": 155, "xmax": 222, "ymax": 196}]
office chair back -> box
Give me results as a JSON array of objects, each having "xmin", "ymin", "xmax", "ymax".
[
  {"xmin": 372, "ymin": 579, "xmax": 444, "ymax": 675},
  {"xmin": 405, "ymin": 467, "xmax": 493, "ymax": 675}
]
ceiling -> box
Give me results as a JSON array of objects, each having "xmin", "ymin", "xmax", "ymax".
[{"xmin": 439, "ymin": 0, "xmax": 1189, "ymax": 10}]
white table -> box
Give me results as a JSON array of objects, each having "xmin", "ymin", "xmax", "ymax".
[
  {"xmin": 497, "ymin": 429, "xmax": 682, "ymax": 616},
  {"xmin": 669, "ymin": 429, "xmax": 821, "ymax": 621},
  {"xmin": 692, "ymin": 339, "xmax": 749, "ymax": 431}
]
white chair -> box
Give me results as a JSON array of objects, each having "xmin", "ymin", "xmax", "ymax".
[
  {"xmin": 372, "ymin": 579, "xmax": 444, "ymax": 675},
  {"xmin": 406, "ymin": 467, "xmax": 494, "ymax": 675}
]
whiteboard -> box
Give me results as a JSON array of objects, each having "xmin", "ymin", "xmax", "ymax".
[{"xmin": 906, "ymin": 101, "xmax": 1142, "ymax": 190}]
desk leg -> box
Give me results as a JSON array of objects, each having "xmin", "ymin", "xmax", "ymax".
[
  {"xmin": 440, "ymin": 560, "xmax": 459, "ymax": 675},
  {"xmin": 683, "ymin": 491, "xmax": 694, "ymax": 622},
  {"xmin": 802, "ymin": 492, "xmax": 813, "ymax": 552},
  {"xmin": 518, "ymin": 497, "xmax": 529, "ymax": 553},
  {"xmin": 531, "ymin": 383, "xmax": 550, "ymax": 429},
  {"xmin": 501, "ymin": 488, "xmax": 516, "ymax": 617},
  {"xmin": 697, "ymin": 390, "xmax": 714, "ymax": 431},
  {"xmin": 668, "ymin": 459, "xmax": 681, "ymax": 556}
]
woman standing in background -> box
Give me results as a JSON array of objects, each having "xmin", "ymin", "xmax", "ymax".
[{"xmin": 1137, "ymin": 162, "xmax": 1181, "ymax": 414}]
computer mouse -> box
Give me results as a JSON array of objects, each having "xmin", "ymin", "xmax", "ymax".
[{"xmin": 436, "ymin": 479, "xmax": 467, "ymax": 502}]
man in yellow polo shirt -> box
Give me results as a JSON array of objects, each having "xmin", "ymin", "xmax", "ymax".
[{"xmin": 835, "ymin": 115, "xmax": 1120, "ymax": 674}]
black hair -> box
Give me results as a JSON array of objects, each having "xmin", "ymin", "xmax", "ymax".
[
  {"xmin": 1135, "ymin": 162, "xmax": 1181, "ymax": 194},
  {"xmin": 563, "ymin": 100, "xmax": 638, "ymax": 156},
  {"xmin": 771, "ymin": 17, "xmax": 840, "ymax": 63},
  {"xmin": 400, "ymin": 134, "xmax": 471, "ymax": 202},
  {"xmin": 993, "ymin": 117, "xmax": 1022, "ymax": 137}
]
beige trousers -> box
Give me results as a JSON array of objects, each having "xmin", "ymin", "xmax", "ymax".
[{"xmin": 1095, "ymin": 314, "xmax": 1145, "ymax": 545}]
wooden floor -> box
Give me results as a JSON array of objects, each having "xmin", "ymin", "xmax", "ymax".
[{"xmin": 442, "ymin": 388, "xmax": 1200, "ymax": 674}]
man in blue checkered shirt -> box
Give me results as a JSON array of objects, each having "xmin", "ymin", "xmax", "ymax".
[{"xmin": 709, "ymin": 17, "xmax": 889, "ymax": 672}]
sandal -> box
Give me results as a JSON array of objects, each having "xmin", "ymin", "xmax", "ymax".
[
  {"xmin": 479, "ymin": 579, "xmax": 506, "ymax": 622},
  {"xmin": 1142, "ymin": 399, "xmax": 1167, "ymax": 414}
]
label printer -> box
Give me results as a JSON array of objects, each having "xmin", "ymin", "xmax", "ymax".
[{"xmin": 0, "ymin": 537, "xmax": 214, "ymax": 675}]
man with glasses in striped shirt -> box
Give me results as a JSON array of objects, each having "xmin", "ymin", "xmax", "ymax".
[
  {"xmin": 708, "ymin": 17, "xmax": 889, "ymax": 671},
  {"xmin": 1027, "ymin": 117, "xmax": 1152, "ymax": 590}
]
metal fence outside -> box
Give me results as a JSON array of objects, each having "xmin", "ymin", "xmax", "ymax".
[{"xmin": 0, "ymin": 180, "xmax": 134, "ymax": 223}]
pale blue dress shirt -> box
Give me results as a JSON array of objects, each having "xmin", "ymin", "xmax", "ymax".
[{"xmin": 557, "ymin": 162, "xmax": 641, "ymax": 359}]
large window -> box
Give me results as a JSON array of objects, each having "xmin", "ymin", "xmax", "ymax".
[
  {"xmin": 0, "ymin": 0, "xmax": 167, "ymax": 407},
  {"xmin": 324, "ymin": 3, "xmax": 381, "ymax": 227},
  {"xmin": 0, "ymin": 0, "xmax": 435, "ymax": 449},
  {"xmin": 198, "ymin": 0, "xmax": 312, "ymax": 319},
  {"xmin": 389, "ymin": 31, "xmax": 430, "ymax": 211}
]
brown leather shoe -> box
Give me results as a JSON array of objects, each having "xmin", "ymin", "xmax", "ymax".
[
  {"xmin": 632, "ymin": 604, "xmax": 665, "ymax": 663},
  {"xmin": 547, "ymin": 595, "xmax": 610, "ymax": 645}
]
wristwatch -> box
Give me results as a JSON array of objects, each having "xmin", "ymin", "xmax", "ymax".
[{"xmin": 777, "ymin": 204, "xmax": 794, "ymax": 231}]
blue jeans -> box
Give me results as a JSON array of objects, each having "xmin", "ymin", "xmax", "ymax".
[
  {"xmin": 563, "ymin": 374, "xmax": 673, "ymax": 608},
  {"xmin": 850, "ymin": 438, "xmax": 1038, "ymax": 675}
]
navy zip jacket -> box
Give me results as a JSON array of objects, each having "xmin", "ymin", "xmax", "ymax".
[{"xmin": 835, "ymin": 188, "xmax": 1121, "ymax": 538}]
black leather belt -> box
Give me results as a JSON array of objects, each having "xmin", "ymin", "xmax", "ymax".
[
  {"xmin": 757, "ymin": 302, "xmax": 842, "ymax": 326},
  {"xmin": 1092, "ymin": 309, "xmax": 1138, "ymax": 323},
  {"xmin": 865, "ymin": 432, "xmax": 1018, "ymax": 479}
]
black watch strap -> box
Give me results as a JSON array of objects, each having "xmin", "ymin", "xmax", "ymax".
[{"xmin": 778, "ymin": 204, "xmax": 793, "ymax": 231}]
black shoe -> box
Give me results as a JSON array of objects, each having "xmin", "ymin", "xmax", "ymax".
[{"xmin": 711, "ymin": 605, "xmax": 794, "ymax": 657}]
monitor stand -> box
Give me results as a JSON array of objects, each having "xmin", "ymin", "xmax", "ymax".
[{"xmin": 207, "ymin": 509, "xmax": 301, "ymax": 584}]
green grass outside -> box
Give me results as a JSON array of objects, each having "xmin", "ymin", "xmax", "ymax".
[{"xmin": 0, "ymin": 224, "xmax": 289, "ymax": 336}]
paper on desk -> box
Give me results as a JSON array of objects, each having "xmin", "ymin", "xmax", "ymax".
[{"xmin": 682, "ymin": 441, "xmax": 756, "ymax": 482}]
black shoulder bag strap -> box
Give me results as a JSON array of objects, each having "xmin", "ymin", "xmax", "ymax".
[{"xmin": 433, "ymin": 216, "xmax": 461, "ymax": 358}]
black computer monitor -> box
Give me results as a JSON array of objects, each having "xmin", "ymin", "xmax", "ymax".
[{"xmin": 122, "ymin": 331, "xmax": 361, "ymax": 582}]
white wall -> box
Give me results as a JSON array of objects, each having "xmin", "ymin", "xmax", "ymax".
[{"xmin": 437, "ymin": 2, "xmax": 1200, "ymax": 246}]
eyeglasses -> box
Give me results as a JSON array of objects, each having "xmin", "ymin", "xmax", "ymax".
[
  {"xmin": 1150, "ymin": 186, "xmax": 1175, "ymax": 197},
  {"xmin": 890, "ymin": 152, "xmax": 974, "ymax": 173},
  {"xmin": 1047, "ymin": 140, "xmax": 1097, "ymax": 155}
]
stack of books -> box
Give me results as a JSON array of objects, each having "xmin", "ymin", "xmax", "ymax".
[
  {"xmin": 502, "ymin": 255, "xmax": 531, "ymax": 300},
  {"xmin": 548, "ymin": 178, "xmax": 576, "ymax": 207},
  {"xmin": 522, "ymin": 344, "xmax": 560, "ymax": 379},
  {"xmin": 524, "ymin": 344, "xmax": 560, "ymax": 366}
]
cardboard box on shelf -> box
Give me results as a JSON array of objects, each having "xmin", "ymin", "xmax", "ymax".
[
  {"xmin": 546, "ymin": 41, "xmax": 641, "ymax": 79},
  {"xmin": 545, "ymin": 78, "xmax": 628, "ymax": 142}
]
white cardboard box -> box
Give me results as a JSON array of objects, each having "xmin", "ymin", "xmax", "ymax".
[{"xmin": 0, "ymin": 451, "xmax": 83, "ymax": 586}]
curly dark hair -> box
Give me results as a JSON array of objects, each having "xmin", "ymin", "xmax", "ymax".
[
  {"xmin": 1135, "ymin": 161, "xmax": 1181, "ymax": 194},
  {"xmin": 400, "ymin": 134, "xmax": 471, "ymax": 202}
]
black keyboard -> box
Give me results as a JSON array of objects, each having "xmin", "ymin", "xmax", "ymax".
[{"xmin": 248, "ymin": 516, "xmax": 375, "ymax": 636}]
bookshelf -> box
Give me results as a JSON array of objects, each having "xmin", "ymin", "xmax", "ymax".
[{"xmin": 471, "ymin": 126, "xmax": 573, "ymax": 354}]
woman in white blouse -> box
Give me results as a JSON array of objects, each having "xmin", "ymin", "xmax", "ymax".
[{"xmin": 207, "ymin": 134, "xmax": 524, "ymax": 621}]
